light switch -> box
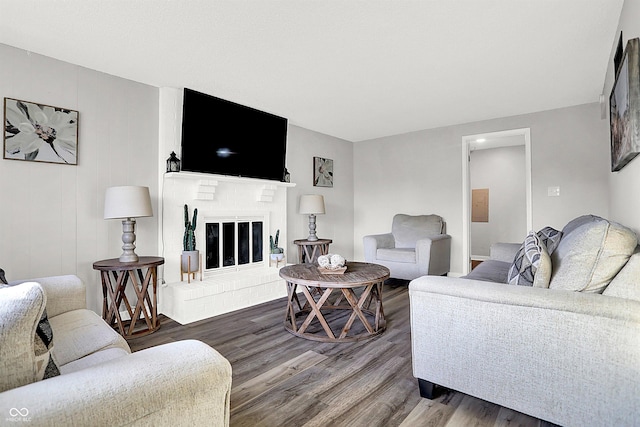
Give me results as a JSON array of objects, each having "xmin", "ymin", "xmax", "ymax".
[{"xmin": 547, "ymin": 186, "xmax": 560, "ymax": 197}]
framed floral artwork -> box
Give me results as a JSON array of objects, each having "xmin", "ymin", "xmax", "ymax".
[
  {"xmin": 4, "ymin": 97, "xmax": 78, "ymax": 165},
  {"xmin": 313, "ymin": 156, "xmax": 333, "ymax": 187}
]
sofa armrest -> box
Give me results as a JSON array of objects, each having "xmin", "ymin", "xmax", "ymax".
[
  {"xmin": 363, "ymin": 233, "xmax": 395, "ymax": 262},
  {"xmin": 489, "ymin": 242, "xmax": 521, "ymax": 263},
  {"xmin": 0, "ymin": 340, "xmax": 232, "ymax": 427},
  {"xmin": 409, "ymin": 276, "xmax": 640, "ymax": 426},
  {"xmin": 9, "ymin": 275, "xmax": 85, "ymax": 318},
  {"xmin": 416, "ymin": 234, "xmax": 451, "ymax": 276}
]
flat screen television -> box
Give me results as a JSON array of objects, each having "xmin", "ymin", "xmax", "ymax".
[{"xmin": 180, "ymin": 88, "xmax": 288, "ymax": 181}]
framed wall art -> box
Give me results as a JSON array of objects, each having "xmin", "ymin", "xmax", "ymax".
[
  {"xmin": 313, "ymin": 156, "xmax": 333, "ymax": 187},
  {"xmin": 4, "ymin": 97, "xmax": 78, "ymax": 165},
  {"xmin": 610, "ymin": 38, "xmax": 640, "ymax": 172}
]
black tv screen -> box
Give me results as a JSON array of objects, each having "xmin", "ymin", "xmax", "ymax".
[{"xmin": 180, "ymin": 88, "xmax": 288, "ymax": 181}]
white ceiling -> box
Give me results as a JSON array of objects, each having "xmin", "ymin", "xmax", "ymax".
[{"xmin": 0, "ymin": 0, "xmax": 624, "ymax": 142}]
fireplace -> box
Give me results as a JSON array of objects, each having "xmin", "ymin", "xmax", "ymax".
[
  {"xmin": 158, "ymin": 171, "xmax": 295, "ymax": 324},
  {"xmin": 204, "ymin": 216, "xmax": 264, "ymax": 271}
]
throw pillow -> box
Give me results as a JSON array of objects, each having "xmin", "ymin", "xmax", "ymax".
[
  {"xmin": 537, "ymin": 226, "xmax": 562, "ymax": 255},
  {"xmin": 507, "ymin": 231, "xmax": 552, "ymax": 288},
  {"xmin": 1, "ymin": 280, "xmax": 60, "ymax": 381}
]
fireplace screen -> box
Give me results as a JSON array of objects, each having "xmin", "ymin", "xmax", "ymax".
[{"xmin": 206, "ymin": 220, "xmax": 264, "ymax": 270}]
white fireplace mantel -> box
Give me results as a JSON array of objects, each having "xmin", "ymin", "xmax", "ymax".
[{"xmin": 158, "ymin": 170, "xmax": 295, "ymax": 324}]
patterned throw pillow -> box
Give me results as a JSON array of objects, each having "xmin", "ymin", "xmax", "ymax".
[
  {"xmin": 0, "ymin": 278, "xmax": 60, "ymax": 380},
  {"xmin": 537, "ymin": 226, "xmax": 563, "ymax": 255},
  {"xmin": 508, "ymin": 231, "xmax": 552, "ymax": 288},
  {"xmin": 34, "ymin": 308, "xmax": 60, "ymax": 380}
]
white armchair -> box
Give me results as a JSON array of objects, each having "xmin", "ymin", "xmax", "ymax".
[{"xmin": 363, "ymin": 214, "xmax": 451, "ymax": 280}]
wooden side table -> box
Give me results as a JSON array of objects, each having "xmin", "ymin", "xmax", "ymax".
[
  {"xmin": 293, "ymin": 238, "xmax": 332, "ymax": 264},
  {"xmin": 93, "ymin": 256, "xmax": 164, "ymax": 339}
]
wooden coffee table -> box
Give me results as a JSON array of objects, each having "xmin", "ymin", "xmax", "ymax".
[{"xmin": 279, "ymin": 262, "xmax": 390, "ymax": 342}]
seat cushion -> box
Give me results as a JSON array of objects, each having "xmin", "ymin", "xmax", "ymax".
[
  {"xmin": 49, "ymin": 309, "xmax": 130, "ymax": 367},
  {"xmin": 463, "ymin": 260, "xmax": 511, "ymax": 283},
  {"xmin": 392, "ymin": 214, "xmax": 443, "ymax": 248},
  {"xmin": 59, "ymin": 347, "xmax": 130, "ymax": 375},
  {"xmin": 550, "ymin": 215, "xmax": 638, "ymax": 293},
  {"xmin": 377, "ymin": 248, "xmax": 416, "ymax": 263}
]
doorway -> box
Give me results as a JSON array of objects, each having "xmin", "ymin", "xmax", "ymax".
[{"xmin": 461, "ymin": 128, "xmax": 532, "ymax": 275}]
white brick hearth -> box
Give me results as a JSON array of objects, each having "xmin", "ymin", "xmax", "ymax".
[{"xmin": 158, "ymin": 171, "xmax": 295, "ymax": 324}]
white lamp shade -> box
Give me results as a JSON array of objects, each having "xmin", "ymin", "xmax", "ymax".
[
  {"xmin": 299, "ymin": 195, "xmax": 325, "ymax": 214},
  {"xmin": 104, "ymin": 186, "xmax": 153, "ymax": 219}
]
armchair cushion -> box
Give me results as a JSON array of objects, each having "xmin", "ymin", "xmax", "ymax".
[
  {"xmin": 392, "ymin": 214, "xmax": 444, "ymax": 248},
  {"xmin": 377, "ymin": 248, "xmax": 416, "ymax": 263}
]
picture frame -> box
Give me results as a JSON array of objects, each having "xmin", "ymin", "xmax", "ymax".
[
  {"xmin": 3, "ymin": 97, "xmax": 78, "ymax": 165},
  {"xmin": 610, "ymin": 38, "xmax": 640, "ymax": 172},
  {"xmin": 313, "ymin": 156, "xmax": 333, "ymax": 187}
]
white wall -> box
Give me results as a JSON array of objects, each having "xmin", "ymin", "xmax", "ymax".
[
  {"xmin": 604, "ymin": 0, "xmax": 640, "ymax": 236},
  {"xmin": 470, "ymin": 145, "xmax": 527, "ymax": 257},
  {"xmin": 0, "ymin": 44, "xmax": 159, "ymax": 313},
  {"xmin": 354, "ymin": 102, "xmax": 610, "ymax": 275},
  {"xmin": 285, "ymin": 125, "xmax": 354, "ymax": 262}
]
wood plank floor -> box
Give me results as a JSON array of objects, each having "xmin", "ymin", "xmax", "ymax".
[{"xmin": 130, "ymin": 280, "xmax": 546, "ymax": 427}]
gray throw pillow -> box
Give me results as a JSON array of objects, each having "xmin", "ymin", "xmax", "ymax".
[
  {"xmin": 507, "ymin": 232, "xmax": 552, "ymax": 288},
  {"xmin": 537, "ymin": 226, "xmax": 562, "ymax": 255}
]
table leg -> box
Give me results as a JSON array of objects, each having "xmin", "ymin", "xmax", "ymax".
[
  {"xmin": 299, "ymin": 286, "xmax": 335, "ymax": 339},
  {"xmin": 339, "ymin": 285, "xmax": 375, "ymax": 339}
]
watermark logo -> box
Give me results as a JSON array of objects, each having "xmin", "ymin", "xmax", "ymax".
[{"xmin": 6, "ymin": 408, "xmax": 30, "ymax": 423}]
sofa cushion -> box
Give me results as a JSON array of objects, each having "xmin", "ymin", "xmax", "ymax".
[
  {"xmin": 603, "ymin": 252, "xmax": 640, "ymax": 302},
  {"xmin": 0, "ymin": 282, "xmax": 45, "ymax": 392},
  {"xmin": 550, "ymin": 215, "xmax": 638, "ymax": 293},
  {"xmin": 59, "ymin": 347, "xmax": 130, "ymax": 375},
  {"xmin": 392, "ymin": 214, "xmax": 443, "ymax": 248},
  {"xmin": 537, "ymin": 226, "xmax": 563, "ymax": 255},
  {"xmin": 49, "ymin": 309, "xmax": 130, "ymax": 367},
  {"xmin": 507, "ymin": 232, "xmax": 552, "ymax": 288},
  {"xmin": 463, "ymin": 260, "xmax": 511, "ymax": 283}
]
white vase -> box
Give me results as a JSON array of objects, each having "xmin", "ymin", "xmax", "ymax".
[
  {"xmin": 270, "ymin": 253, "xmax": 284, "ymax": 261},
  {"xmin": 181, "ymin": 250, "xmax": 200, "ymax": 272}
]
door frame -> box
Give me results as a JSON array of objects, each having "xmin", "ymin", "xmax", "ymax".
[{"xmin": 461, "ymin": 128, "xmax": 532, "ymax": 275}]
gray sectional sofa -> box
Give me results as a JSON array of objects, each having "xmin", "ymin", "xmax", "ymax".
[{"xmin": 409, "ymin": 215, "xmax": 640, "ymax": 427}]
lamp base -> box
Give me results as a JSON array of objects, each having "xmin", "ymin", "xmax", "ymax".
[
  {"xmin": 307, "ymin": 214, "xmax": 319, "ymax": 241},
  {"xmin": 119, "ymin": 218, "xmax": 140, "ymax": 263}
]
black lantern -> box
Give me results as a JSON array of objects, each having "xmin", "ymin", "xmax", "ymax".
[{"xmin": 166, "ymin": 151, "xmax": 181, "ymax": 173}]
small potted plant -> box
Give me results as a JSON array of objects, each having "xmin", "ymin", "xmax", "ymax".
[
  {"xmin": 182, "ymin": 204, "xmax": 199, "ymax": 273},
  {"xmin": 270, "ymin": 230, "xmax": 284, "ymax": 261}
]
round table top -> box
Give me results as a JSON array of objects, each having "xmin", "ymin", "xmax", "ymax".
[
  {"xmin": 93, "ymin": 256, "xmax": 165, "ymax": 271},
  {"xmin": 279, "ymin": 262, "xmax": 389, "ymax": 288},
  {"xmin": 293, "ymin": 238, "xmax": 333, "ymax": 245}
]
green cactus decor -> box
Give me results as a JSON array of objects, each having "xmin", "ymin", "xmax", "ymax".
[
  {"xmin": 270, "ymin": 230, "xmax": 283, "ymax": 254},
  {"xmin": 183, "ymin": 204, "xmax": 198, "ymax": 251}
]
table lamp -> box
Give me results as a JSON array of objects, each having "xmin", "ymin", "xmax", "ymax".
[
  {"xmin": 299, "ymin": 194, "xmax": 325, "ymax": 241},
  {"xmin": 104, "ymin": 186, "xmax": 153, "ymax": 262}
]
